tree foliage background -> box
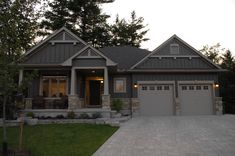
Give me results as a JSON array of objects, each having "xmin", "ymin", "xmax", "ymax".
[
  {"xmin": 200, "ymin": 44, "xmax": 235, "ymax": 114},
  {"xmin": 39, "ymin": 0, "xmax": 149, "ymax": 48}
]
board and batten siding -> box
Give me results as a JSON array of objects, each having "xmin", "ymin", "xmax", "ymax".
[
  {"xmin": 136, "ymin": 57, "xmax": 216, "ymax": 69},
  {"xmin": 24, "ymin": 43, "xmax": 85, "ymax": 64},
  {"xmin": 72, "ymin": 58, "xmax": 106, "ymax": 67},
  {"xmin": 132, "ymin": 73, "xmax": 219, "ymax": 98}
]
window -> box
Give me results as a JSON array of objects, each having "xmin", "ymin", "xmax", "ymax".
[
  {"xmin": 182, "ymin": 86, "xmax": 187, "ymax": 90},
  {"xmin": 41, "ymin": 76, "xmax": 68, "ymax": 97},
  {"xmin": 114, "ymin": 78, "xmax": 126, "ymax": 93},
  {"xmin": 149, "ymin": 86, "xmax": 155, "ymax": 90},
  {"xmin": 170, "ymin": 44, "xmax": 179, "ymax": 54},
  {"xmin": 142, "ymin": 86, "xmax": 147, "ymax": 90},
  {"xmin": 203, "ymin": 86, "xmax": 209, "ymax": 90},
  {"xmin": 189, "ymin": 86, "xmax": 194, "ymax": 90},
  {"xmin": 164, "ymin": 86, "xmax": 170, "ymax": 90},
  {"xmin": 157, "ymin": 86, "xmax": 162, "ymax": 90},
  {"xmin": 196, "ymin": 86, "xmax": 201, "ymax": 90}
]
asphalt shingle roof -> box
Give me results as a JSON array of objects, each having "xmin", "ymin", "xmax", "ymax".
[{"xmin": 100, "ymin": 46, "xmax": 150, "ymax": 70}]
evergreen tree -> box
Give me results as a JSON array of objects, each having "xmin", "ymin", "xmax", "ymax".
[
  {"xmin": 40, "ymin": 0, "xmax": 114, "ymax": 47},
  {"xmin": 110, "ymin": 11, "xmax": 149, "ymax": 47},
  {"xmin": 39, "ymin": 1, "xmax": 149, "ymax": 48},
  {"xmin": 39, "ymin": 0, "xmax": 74, "ymax": 36},
  {"xmin": 221, "ymin": 50, "xmax": 235, "ymax": 71}
]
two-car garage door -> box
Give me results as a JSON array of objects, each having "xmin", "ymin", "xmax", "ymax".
[{"xmin": 138, "ymin": 82, "xmax": 213, "ymax": 116}]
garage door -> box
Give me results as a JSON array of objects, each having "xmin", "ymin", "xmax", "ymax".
[
  {"xmin": 139, "ymin": 84, "xmax": 174, "ymax": 116},
  {"xmin": 179, "ymin": 84, "xmax": 213, "ymax": 115}
]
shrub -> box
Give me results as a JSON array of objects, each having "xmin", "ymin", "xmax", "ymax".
[
  {"xmin": 67, "ymin": 111, "xmax": 76, "ymax": 119},
  {"xmin": 79, "ymin": 113, "xmax": 90, "ymax": 119},
  {"xmin": 92, "ymin": 112, "xmax": 102, "ymax": 119},
  {"xmin": 112, "ymin": 99, "xmax": 123, "ymax": 113},
  {"xmin": 26, "ymin": 112, "xmax": 35, "ymax": 118}
]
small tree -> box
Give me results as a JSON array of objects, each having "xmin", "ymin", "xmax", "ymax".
[
  {"xmin": 199, "ymin": 43, "xmax": 225, "ymax": 64},
  {"xmin": 0, "ymin": 0, "xmax": 39, "ymax": 154}
]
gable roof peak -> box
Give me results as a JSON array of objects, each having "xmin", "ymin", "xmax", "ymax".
[
  {"xmin": 23, "ymin": 27, "xmax": 87, "ymax": 57},
  {"xmin": 130, "ymin": 34, "xmax": 222, "ymax": 70}
]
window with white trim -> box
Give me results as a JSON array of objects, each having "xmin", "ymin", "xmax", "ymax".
[
  {"xmin": 114, "ymin": 78, "xmax": 126, "ymax": 93},
  {"xmin": 41, "ymin": 76, "xmax": 68, "ymax": 97},
  {"xmin": 170, "ymin": 44, "xmax": 179, "ymax": 54}
]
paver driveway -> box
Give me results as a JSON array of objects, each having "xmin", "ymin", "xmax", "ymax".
[{"xmin": 94, "ymin": 115, "xmax": 235, "ymax": 156}]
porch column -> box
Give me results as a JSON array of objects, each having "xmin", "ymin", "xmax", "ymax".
[
  {"xmin": 102, "ymin": 67, "xmax": 110, "ymax": 109},
  {"xmin": 104, "ymin": 67, "xmax": 109, "ymax": 95},
  {"xmin": 68, "ymin": 67, "xmax": 80, "ymax": 109},
  {"xmin": 18, "ymin": 69, "xmax": 23, "ymax": 86},
  {"xmin": 70, "ymin": 67, "xmax": 76, "ymax": 95}
]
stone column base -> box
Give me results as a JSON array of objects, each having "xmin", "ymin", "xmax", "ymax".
[
  {"xmin": 68, "ymin": 95, "xmax": 80, "ymax": 110},
  {"xmin": 102, "ymin": 94, "xmax": 110, "ymax": 110},
  {"xmin": 131, "ymin": 98, "xmax": 140, "ymax": 116},
  {"xmin": 24, "ymin": 98, "xmax": 32, "ymax": 109},
  {"xmin": 215, "ymin": 97, "xmax": 223, "ymax": 115}
]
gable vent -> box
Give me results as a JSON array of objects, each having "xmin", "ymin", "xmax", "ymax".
[{"xmin": 170, "ymin": 44, "xmax": 179, "ymax": 54}]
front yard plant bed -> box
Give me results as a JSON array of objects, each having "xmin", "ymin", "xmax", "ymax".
[{"xmin": 0, "ymin": 123, "xmax": 118, "ymax": 156}]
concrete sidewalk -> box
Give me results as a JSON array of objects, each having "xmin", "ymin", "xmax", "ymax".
[{"xmin": 93, "ymin": 115, "xmax": 235, "ymax": 156}]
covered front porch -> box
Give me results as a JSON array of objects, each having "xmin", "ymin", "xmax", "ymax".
[{"xmin": 21, "ymin": 67, "xmax": 111, "ymax": 111}]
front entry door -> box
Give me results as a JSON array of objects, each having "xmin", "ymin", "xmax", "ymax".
[
  {"xmin": 89, "ymin": 80, "xmax": 101, "ymax": 106},
  {"xmin": 85, "ymin": 77, "xmax": 103, "ymax": 107}
]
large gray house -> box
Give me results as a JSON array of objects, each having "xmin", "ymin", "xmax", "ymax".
[{"xmin": 19, "ymin": 27, "xmax": 224, "ymax": 117}]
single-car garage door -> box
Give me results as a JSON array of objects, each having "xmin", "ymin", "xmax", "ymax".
[
  {"xmin": 179, "ymin": 84, "xmax": 213, "ymax": 115},
  {"xmin": 139, "ymin": 84, "xmax": 174, "ymax": 116}
]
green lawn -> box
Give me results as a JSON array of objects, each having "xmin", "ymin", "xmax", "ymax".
[{"xmin": 0, "ymin": 124, "xmax": 118, "ymax": 156}]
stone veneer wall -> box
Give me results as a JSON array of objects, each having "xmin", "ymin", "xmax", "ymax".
[
  {"xmin": 68, "ymin": 95, "xmax": 81, "ymax": 109},
  {"xmin": 102, "ymin": 95, "xmax": 110, "ymax": 109},
  {"xmin": 215, "ymin": 97, "xmax": 223, "ymax": 115}
]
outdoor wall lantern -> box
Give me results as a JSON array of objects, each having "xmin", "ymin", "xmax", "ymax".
[
  {"xmin": 215, "ymin": 83, "xmax": 219, "ymax": 88},
  {"xmin": 134, "ymin": 83, "xmax": 138, "ymax": 88}
]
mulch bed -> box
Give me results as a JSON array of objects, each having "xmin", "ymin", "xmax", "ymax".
[{"xmin": 0, "ymin": 150, "xmax": 31, "ymax": 156}]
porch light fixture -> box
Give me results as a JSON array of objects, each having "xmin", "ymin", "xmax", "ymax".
[
  {"xmin": 215, "ymin": 83, "xmax": 219, "ymax": 88},
  {"xmin": 134, "ymin": 83, "xmax": 138, "ymax": 88},
  {"xmin": 91, "ymin": 70, "xmax": 95, "ymax": 73},
  {"xmin": 101, "ymin": 80, "xmax": 103, "ymax": 84}
]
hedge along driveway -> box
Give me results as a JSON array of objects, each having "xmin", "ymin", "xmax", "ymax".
[{"xmin": 0, "ymin": 123, "xmax": 118, "ymax": 156}]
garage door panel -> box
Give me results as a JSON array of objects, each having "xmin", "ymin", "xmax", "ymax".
[
  {"xmin": 139, "ymin": 84, "xmax": 174, "ymax": 116},
  {"xmin": 179, "ymin": 84, "xmax": 213, "ymax": 115}
]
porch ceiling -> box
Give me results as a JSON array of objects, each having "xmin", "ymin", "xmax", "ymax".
[{"xmin": 77, "ymin": 69, "xmax": 104, "ymax": 76}]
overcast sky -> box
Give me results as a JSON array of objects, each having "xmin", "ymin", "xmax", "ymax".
[{"xmin": 102, "ymin": 0, "xmax": 235, "ymax": 54}]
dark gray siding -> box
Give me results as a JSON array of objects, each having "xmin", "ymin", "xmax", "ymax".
[
  {"xmin": 153, "ymin": 38, "xmax": 197, "ymax": 56},
  {"xmin": 136, "ymin": 57, "xmax": 216, "ymax": 69},
  {"xmin": 28, "ymin": 78, "xmax": 40, "ymax": 98},
  {"xmin": 24, "ymin": 43, "xmax": 85, "ymax": 64},
  {"xmin": 109, "ymin": 74, "xmax": 132, "ymax": 98},
  {"xmin": 80, "ymin": 49, "xmax": 99, "ymax": 56},
  {"xmin": 132, "ymin": 73, "xmax": 219, "ymax": 97},
  {"xmin": 24, "ymin": 43, "xmax": 84, "ymax": 64},
  {"xmin": 65, "ymin": 32, "xmax": 76, "ymax": 40},
  {"xmin": 72, "ymin": 58, "xmax": 106, "ymax": 67}
]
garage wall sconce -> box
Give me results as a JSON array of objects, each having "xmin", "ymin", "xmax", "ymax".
[
  {"xmin": 134, "ymin": 83, "xmax": 138, "ymax": 88},
  {"xmin": 215, "ymin": 83, "xmax": 219, "ymax": 88}
]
